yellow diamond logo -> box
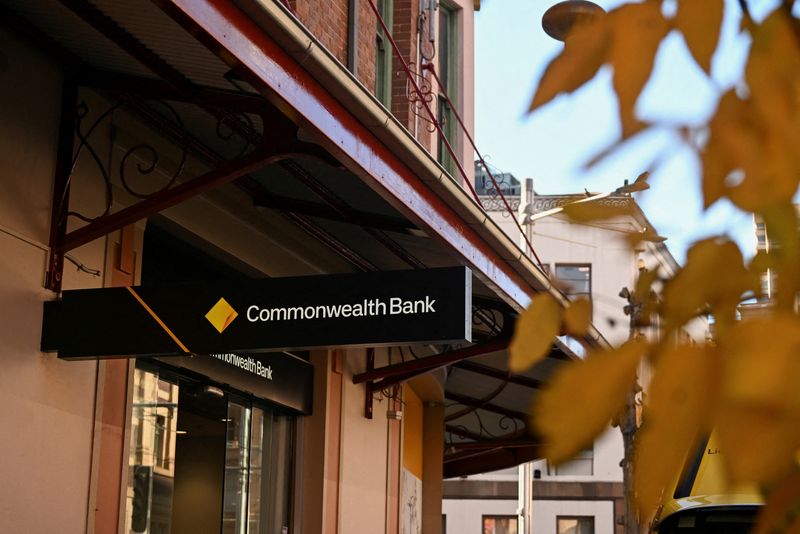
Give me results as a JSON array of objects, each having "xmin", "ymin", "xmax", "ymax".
[{"xmin": 205, "ymin": 298, "xmax": 238, "ymax": 333}]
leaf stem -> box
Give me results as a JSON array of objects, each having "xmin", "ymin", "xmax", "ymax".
[{"xmin": 738, "ymin": 0, "xmax": 753, "ymax": 24}]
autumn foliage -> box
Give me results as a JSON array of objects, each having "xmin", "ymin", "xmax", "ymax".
[{"xmin": 511, "ymin": 0, "xmax": 800, "ymax": 532}]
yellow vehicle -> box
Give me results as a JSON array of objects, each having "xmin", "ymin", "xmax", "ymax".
[{"xmin": 649, "ymin": 434, "xmax": 762, "ymax": 533}]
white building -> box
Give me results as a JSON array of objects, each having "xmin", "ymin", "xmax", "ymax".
[{"xmin": 443, "ymin": 168, "xmax": 709, "ymax": 534}]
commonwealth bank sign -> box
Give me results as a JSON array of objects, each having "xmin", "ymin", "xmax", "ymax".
[{"xmin": 42, "ymin": 267, "xmax": 472, "ymax": 359}]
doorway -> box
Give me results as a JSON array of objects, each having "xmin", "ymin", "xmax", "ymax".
[{"xmin": 124, "ymin": 363, "xmax": 293, "ymax": 534}]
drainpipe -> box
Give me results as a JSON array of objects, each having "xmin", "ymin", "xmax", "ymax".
[{"xmin": 524, "ymin": 178, "xmax": 535, "ymax": 257}]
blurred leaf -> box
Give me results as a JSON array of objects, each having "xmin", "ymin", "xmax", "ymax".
[
  {"xmin": 675, "ymin": 0, "xmax": 724, "ymax": 74},
  {"xmin": 562, "ymin": 200, "xmax": 632, "ymax": 222},
  {"xmin": 661, "ymin": 238, "xmax": 755, "ymax": 330},
  {"xmin": 753, "ymin": 471, "xmax": 800, "ymax": 534},
  {"xmin": 700, "ymin": 135, "xmax": 732, "ymax": 209},
  {"xmin": 634, "ymin": 267, "xmax": 659, "ymax": 303},
  {"xmin": 530, "ymin": 14, "xmax": 611, "ymax": 111},
  {"xmin": 634, "ymin": 267, "xmax": 660, "ymax": 327},
  {"xmin": 746, "ymin": 9, "xmax": 800, "ymax": 152},
  {"xmin": 635, "ymin": 345, "xmax": 718, "ymax": 521},
  {"xmin": 509, "ymin": 293, "xmax": 562, "ymax": 373},
  {"xmin": 762, "ymin": 203, "xmax": 800, "ymax": 311},
  {"xmin": 717, "ymin": 315, "xmax": 800, "ymax": 484},
  {"xmin": 563, "ymin": 298, "xmax": 592, "ymax": 337},
  {"xmin": 534, "ymin": 340, "xmax": 645, "ymax": 464},
  {"xmin": 715, "ymin": 10, "xmax": 800, "ymax": 212},
  {"xmin": 608, "ymin": 1, "xmax": 670, "ymax": 137}
]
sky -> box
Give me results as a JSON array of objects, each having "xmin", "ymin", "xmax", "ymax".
[{"xmin": 472, "ymin": 0, "xmax": 783, "ymax": 263}]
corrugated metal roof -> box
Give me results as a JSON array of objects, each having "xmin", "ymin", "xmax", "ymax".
[
  {"xmin": 5, "ymin": 0, "xmax": 154, "ymax": 77},
  {"xmin": 91, "ymin": 0, "xmax": 235, "ymax": 90},
  {"xmin": 5, "ymin": 0, "xmax": 241, "ymax": 91}
]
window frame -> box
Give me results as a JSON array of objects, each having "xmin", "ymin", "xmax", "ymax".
[
  {"xmin": 554, "ymin": 263, "xmax": 592, "ymax": 318},
  {"xmin": 375, "ymin": 0, "xmax": 393, "ymax": 107},
  {"xmin": 436, "ymin": 1, "xmax": 459, "ymax": 175}
]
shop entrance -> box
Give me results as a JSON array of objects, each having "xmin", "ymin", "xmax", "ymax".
[{"xmin": 124, "ymin": 363, "xmax": 293, "ymax": 534}]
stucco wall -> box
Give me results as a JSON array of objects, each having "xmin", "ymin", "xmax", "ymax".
[{"xmin": 0, "ymin": 28, "xmax": 103, "ymax": 534}]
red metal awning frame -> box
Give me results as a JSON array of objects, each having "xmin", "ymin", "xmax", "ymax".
[{"xmin": 153, "ymin": 0, "xmax": 539, "ymax": 311}]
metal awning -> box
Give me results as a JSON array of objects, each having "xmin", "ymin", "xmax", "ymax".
[{"xmin": 3, "ymin": 0, "xmax": 601, "ymax": 476}]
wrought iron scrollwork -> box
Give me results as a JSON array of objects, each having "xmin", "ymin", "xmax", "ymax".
[
  {"xmin": 214, "ymin": 109, "xmax": 261, "ymax": 158},
  {"xmin": 402, "ymin": 63, "xmax": 438, "ymax": 133},
  {"xmin": 66, "ymin": 98, "xmax": 188, "ymax": 222},
  {"xmin": 63, "ymin": 95, "xmax": 265, "ymax": 224}
]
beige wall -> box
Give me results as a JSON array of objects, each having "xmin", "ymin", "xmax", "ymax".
[{"xmin": 0, "ymin": 28, "xmax": 103, "ymax": 534}]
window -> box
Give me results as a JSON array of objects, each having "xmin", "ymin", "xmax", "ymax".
[
  {"xmin": 555, "ymin": 264, "xmax": 591, "ymax": 298},
  {"xmin": 375, "ymin": 0, "xmax": 393, "ymax": 107},
  {"xmin": 548, "ymin": 446, "xmax": 593, "ymax": 476},
  {"xmin": 557, "ymin": 516, "xmax": 595, "ymax": 534},
  {"xmin": 436, "ymin": 2, "xmax": 457, "ymax": 175},
  {"xmin": 483, "ymin": 515, "xmax": 518, "ymax": 534},
  {"xmin": 125, "ymin": 365, "xmax": 294, "ymax": 534},
  {"xmin": 555, "ymin": 264, "xmax": 591, "ymax": 315}
]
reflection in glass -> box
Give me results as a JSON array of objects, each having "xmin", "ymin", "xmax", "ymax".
[
  {"xmin": 124, "ymin": 365, "xmax": 294, "ymax": 534},
  {"xmin": 223, "ymin": 402, "xmax": 251, "ymax": 534},
  {"xmin": 125, "ymin": 367, "xmax": 179, "ymax": 534},
  {"xmin": 248, "ymin": 407, "xmax": 293, "ymax": 534}
]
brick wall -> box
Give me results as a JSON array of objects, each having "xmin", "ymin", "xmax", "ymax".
[
  {"xmin": 288, "ymin": 0, "xmax": 433, "ymax": 150},
  {"xmin": 357, "ymin": 0, "xmax": 377, "ymax": 92},
  {"xmin": 289, "ymin": 0, "xmax": 349, "ymax": 65}
]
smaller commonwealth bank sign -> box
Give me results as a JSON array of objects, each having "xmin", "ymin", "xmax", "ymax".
[{"xmin": 42, "ymin": 267, "xmax": 472, "ymax": 359}]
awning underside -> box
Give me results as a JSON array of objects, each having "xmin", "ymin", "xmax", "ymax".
[{"xmin": 2, "ymin": 0, "xmax": 577, "ymax": 477}]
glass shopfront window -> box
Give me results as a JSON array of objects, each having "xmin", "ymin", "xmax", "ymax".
[{"xmin": 124, "ymin": 364, "xmax": 294, "ymax": 534}]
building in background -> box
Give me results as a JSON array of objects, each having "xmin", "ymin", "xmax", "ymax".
[{"xmin": 443, "ymin": 165, "xmax": 710, "ymax": 534}]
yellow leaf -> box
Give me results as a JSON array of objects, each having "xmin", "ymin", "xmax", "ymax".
[
  {"xmin": 709, "ymin": 11, "xmax": 800, "ymax": 213},
  {"xmin": 700, "ymin": 134, "xmax": 732, "ymax": 209},
  {"xmin": 753, "ymin": 471, "xmax": 800, "ymax": 534},
  {"xmin": 509, "ymin": 293, "xmax": 562, "ymax": 373},
  {"xmin": 562, "ymin": 199, "xmax": 632, "ymax": 222},
  {"xmin": 661, "ymin": 238, "xmax": 755, "ymax": 330},
  {"xmin": 635, "ymin": 345, "xmax": 718, "ymax": 521},
  {"xmin": 608, "ymin": 1, "xmax": 670, "ymax": 137},
  {"xmin": 563, "ymin": 298, "xmax": 592, "ymax": 337},
  {"xmin": 533, "ymin": 340, "xmax": 645, "ymax": 464},
  {"xmin": 746, "ymin": 9, "xmax": 800, "ymax": 152},
  {"xmin": 675, "ymin": 0, "xmax": 724, "ymax": 74},
  {"xmin": 634, "ymin": 268, "xmax": 660, "ymax": 327},
  {"xmin": 717, "ymin": 315, "xmax": 800, "ymax": 484},
  {"xmin": 759, "ymin": 203, "xmax": 800, "ymax": 311},
  {"xmin": 530, "ymin": 14, "xmax": 611, "ymax": 111}
]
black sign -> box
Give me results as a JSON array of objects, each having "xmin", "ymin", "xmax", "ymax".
[
  {"xmin": 42, "ymin": 267, "xmax": 472, "ymax": 359},
  {"xmin": 155, "ymin": 351, "xmax": 314, "ymax": 414}
]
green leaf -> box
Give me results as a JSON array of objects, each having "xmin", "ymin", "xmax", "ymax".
[
  {"xmin": 509, "ymin": 293, "xmax": 562, "ymax": 373},
  {"xmin": 533, "ymin": 340, "xmax": 645, "ymax": 464}
]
